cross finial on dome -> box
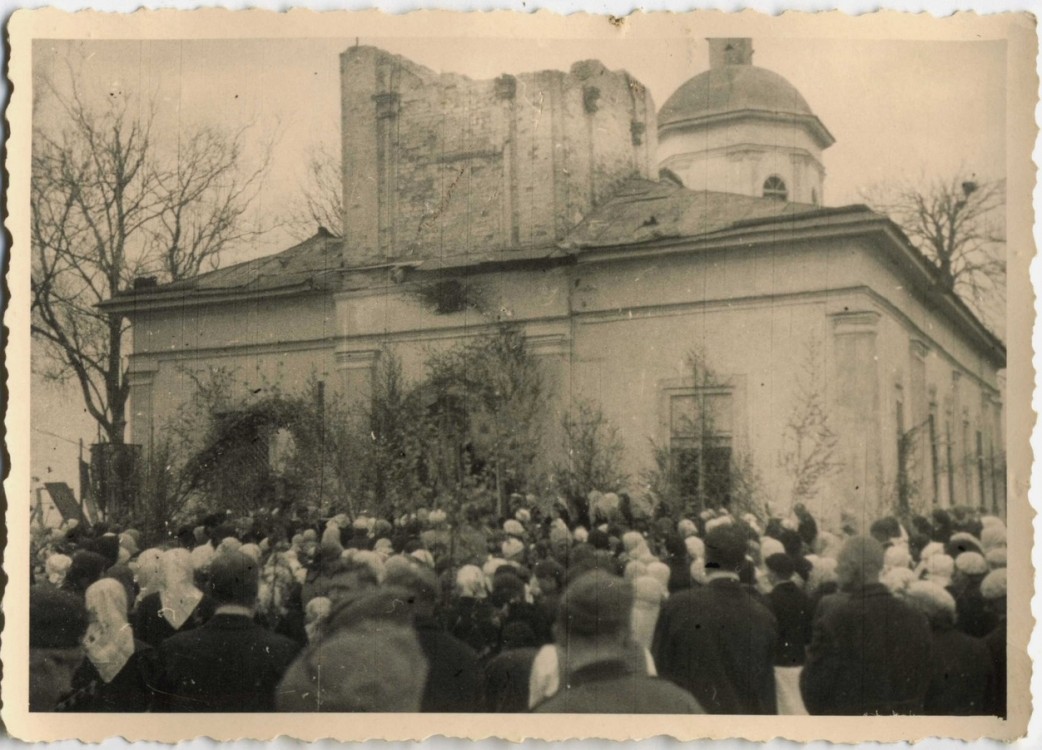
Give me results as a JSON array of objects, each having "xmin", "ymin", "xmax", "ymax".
[{"xmin": 708, "ymin": 38, "xmax": 753, "ymax": 68}]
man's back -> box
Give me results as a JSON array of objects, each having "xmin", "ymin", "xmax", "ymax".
[
  {"xmin": 159, "ymin": 613, "xmax": 301, "ymax": 712},
  {"xmin": 653, "ymin": 577, "xmax": 778, "ymax": 714},
  {"xmin": 801, "ymin": 583, "xmax": 932, "ymax": 715},
  {"xmin": 533, "ymin": 659, "xmax": 704, "ymax": 714},
  {"xmin": 767, "ymin": 581, "xmax": 813, "ymax": 667}
]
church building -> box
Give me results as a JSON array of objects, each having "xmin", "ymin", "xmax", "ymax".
[{"xmin": 102, "ymin": 39, "xmax": 1006, "ymax": 524}]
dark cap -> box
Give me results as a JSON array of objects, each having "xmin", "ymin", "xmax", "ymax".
[
  {"xmin": 30, "ymin": 588, "xmax": 88, "ymax": 649},
  {"xmin": 764, "ymin": 553, "xmax": 795, "ymax": 579},
  {"xmin": 704, "ymin": 525, "xmax": 749, "ymax": 571},
  {"xmin": 559, "ymin": 569, "xmax": 632, "ymax": 637}
]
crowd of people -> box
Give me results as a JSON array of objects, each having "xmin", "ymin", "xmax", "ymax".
[{"xmin": 29, "ymin": 496, "xmax": 1008, "ymax": 715}]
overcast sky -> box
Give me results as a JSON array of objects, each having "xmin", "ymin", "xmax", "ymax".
[{"xmin": 31, "ymin": 35, "xmax": 1007, "ymax": 489}]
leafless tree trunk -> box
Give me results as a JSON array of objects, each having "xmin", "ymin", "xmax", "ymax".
[
  {"xmin": 861, "ymin": 173, "xmax": 1006, "ymax": 330},
  {"xmin": 31, "ymin": 76, "xmax": 271, "ymax": 446}
]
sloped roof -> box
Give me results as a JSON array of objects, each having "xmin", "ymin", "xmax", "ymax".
[
  {"xmin": 131, "ymin": 228, "xmax": 346, "ymax": 297},
  {"xmin": 560, "ymin": 178, "xmax": 848, "ymax": 250}
]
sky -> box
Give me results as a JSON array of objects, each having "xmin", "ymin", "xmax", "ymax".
[{"xmin": 30, "ymin": 35, "xmax": 1008, "ymax": 493}]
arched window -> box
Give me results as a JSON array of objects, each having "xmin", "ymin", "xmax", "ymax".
[
  {"xmin": 811, "ymin": 188, "xmax": 819, "ymax": 206},
  {"xmin": 763, "ymin": 175, "xmax": 788, "ymax": 201}
]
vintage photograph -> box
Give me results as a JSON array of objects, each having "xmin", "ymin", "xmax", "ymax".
[{"xmin": 5, "ymin": 7, "xmax": 1035, "ymax": 744}]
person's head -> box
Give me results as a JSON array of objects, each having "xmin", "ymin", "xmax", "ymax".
[
  {"xmin": 869, "ymin": 517, "xmax": 901, "ymax": 547},
  {"xmin": 980, "ymin": 568, "xmax": 1007, "ymax": 618},
  {"xmin": 490, "ymin": 570, "xmax": 526, "ymax": 608},
  {"xmin": 277, "ymin": 621, "xmax": 429, "ymax": 711},
  {"xmin": 208, "ymin": 550, "xmax": 260, "ymax": 608},
  {"xmin": 131, "ymin": 548, "xmax": 164, "ymax": 590},
  {"xmin": 326, "ymin": 559, "xmax": 380, "ymax": 605},
  {"xmin": 383, "ymin": 559, "xmax": 440, "ymax": 619},
  {"xmin": 44, "ymin": 553, "xmax": 72, "ymax": 587},
  {"xmin": 954, "ymin": 551, "xmax": 988, "ymax": 582},
  {"xmin": 883, "ymin": 544, "xmax": 912, "ymax": 571},
  {"xmin": 161, "ymin": 547, "xmax": 196, "ymax": 590},
  {"xmin": 980, "ymin": 524, "xmax": 1007, "ymax": 553},
  {"xmin": 946, "ymin": 532, "xmax": 984, "ymax": 559},
  {"xmin": 986, "ymin": 547, "xmax": 1007, "ymax": 570},
  {"xmin": 455, "ymin": 564, "xmax": 487, "ymax": 599},
  {"xmin": 65, "ymin": 551, "xmax": 110, "ymax": 595},
  {"xmin": 555, "ymin": 570, "xmax": 634, "ymax": 650},
  {"xmin": 881, "ymin": 566, "xmax": 916, "ymax": 596},
  {"xmin": 87, "ymin": 534, "xmax": 121, "ymax": 569},
  {"xmin": 85, "ymin": 577, "xmax": 130, "ymax": 630},
  {"xmin": 924, "ymin": 553, "xmax": 955, "ymax": 588},
  {"xmin": 684, "ymin": 535, "xmax": 705, "ymax": 562},
  {"xmin": 764, "ymin": 552, "xmax": 796, "ymax": 587},
  {"xmin": 533, "ymin": 558, "xmax": 565, "ymax": 596},
  {"xmin": 703, "ymin": 525, "xmax": 749, "ymax": 573},
  {"xmin": 30, "ymin": 588, "xmax": 88, "ymax": 710},
  {"xmin": 903, "ymin": 580, "xmax": 957, "ymax": 630},
  {"xmin": 836, "ymin": 536, "xmax": 885, "ymax": 588}
]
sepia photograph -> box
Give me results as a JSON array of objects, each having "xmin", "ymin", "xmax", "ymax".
[{"xmin": 4, "ymin": 7, "xmax": 1036, "ymax": 744}]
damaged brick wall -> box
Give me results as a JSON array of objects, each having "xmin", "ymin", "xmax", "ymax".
[{"xmin": 340, "ymin": 46, "xmax": 657, "ymax": 265}]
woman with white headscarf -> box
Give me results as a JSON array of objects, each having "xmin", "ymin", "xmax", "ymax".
[
  {"xmin": 60, "ymin": 579, "xmax": 160, "ymax": 712},
  {"xmin": 133, "ymin": 548, "xmax": 216, "ymax": 649},
  {"xmin": 129, "ymin": 548, "xmax": 164, "ymax": 610}
]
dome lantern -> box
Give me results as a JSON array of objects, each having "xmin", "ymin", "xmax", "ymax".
[{"xmin": 657, "ymin": 38, "xmax": 834, "ymax": 205}]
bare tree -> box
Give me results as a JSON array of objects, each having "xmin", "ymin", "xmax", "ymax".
[
  {"xmin": 861, "ymin": 173, "xmax": 1006, "ymax": 328},
  {"xmin": 285, "ymin": 139, "xmax": 343, "ymax": 239},
  {"xmin": 779, "ymin": 338, "xmax": 842, "ymax": 509},
  {"xmin": 30, "ymin": 77, "xmax": 271, "ymax": 447}
]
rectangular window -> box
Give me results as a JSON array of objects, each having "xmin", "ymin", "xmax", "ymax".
[{"xmin": 669, "ymin": 390, "xmax": 734, "ymax": 512}]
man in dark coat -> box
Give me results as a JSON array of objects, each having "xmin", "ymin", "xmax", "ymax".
[
  {"xmin": 158, "ymin": 551, "xmax": 301, "ymax": 712},
  {"xmin": 653, "ymin": 524, "xmax": 779, "ymax": 714},
  {"xmin": 535, "ymin": 570, "xmax": 703, "ymax": 714},
  {"xmin": 385, "ymin": 561, "xmax": 484, "ymax": 712},
  {"xmin": 764, "ymin": 553, "xmax": 812, "ymax": 668},
  {"xmin": 800, "ymin": 536, "xmax": 933, "ymax": 715}
]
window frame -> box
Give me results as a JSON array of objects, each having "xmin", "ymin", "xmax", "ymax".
[{"xmin": 762, "ymin": 174, "xmax": 789, "ymax": 201}]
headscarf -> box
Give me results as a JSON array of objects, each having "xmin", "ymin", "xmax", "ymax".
[
  {"xmin": 924, "ymin": 554, "xmax": 955, "ymax": 589},
  {"xmin": 881, "ymin": 566, "xmax": 916, "ymax": 596},
  {"xmin": 883, "ymin": 544, "xmax": 912, "ymax": 572},
  {"xmin": 84, "ymin": 579, "xmax": 136, "ymax": 683},
  {"xmin": 456, "ymin": 565, "xmax": 487, "ymax": 599},
  {"xmin": 980, "ymin": 525, "xmax": 1007, "ymax": 553},
  {"xmin": 159, "ymin": 548, "xmax": 205, "ymax": 630},
  {"xmin": 190, "ymin": 543, "xmax": 214, "ymax": 573},
  {"xmin": 646, "ymin": 561, "xmax": 671, "ymax": 592},
  {"xmin": 45, "ymin": 553, "xmax": 72, "ymax": 587},
  {"xmin": 624, "ymin": 560, "xmax": 648, "ymax": 581}
]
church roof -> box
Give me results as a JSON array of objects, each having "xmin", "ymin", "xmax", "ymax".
[
  {"xmin": 560, "ymin": 178, "xmax": 835, "ymax": 250},
  {"xmin": 115, "ymin": 228, "xmax": 348, "ymax": 300},
  {"xmin": 658, "ymin": 65, "xmax": 834, "ymax": 147}
]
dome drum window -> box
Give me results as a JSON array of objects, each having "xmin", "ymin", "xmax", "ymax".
[{"xmin": 762, "ymin": 175, "xmax": 788, "ymax": 201}]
